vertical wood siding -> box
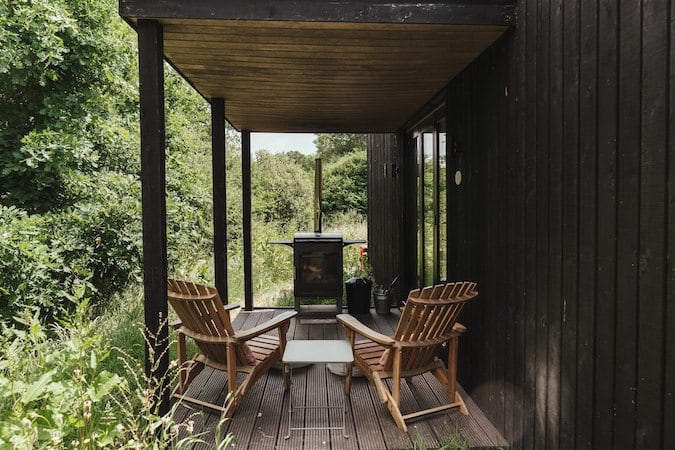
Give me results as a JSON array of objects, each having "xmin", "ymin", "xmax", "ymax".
[
  {"xmin": 367, "ymin": 133, "xmax": 406, "ymax": 304},
  {"xmin": 368, "ymin": 0, "xmax": 672, "ymax": 448}
]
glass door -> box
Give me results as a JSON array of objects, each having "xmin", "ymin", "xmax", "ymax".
[{"xmin": 413, "ymin": 116, "xmax": 447, "ymax": 288}]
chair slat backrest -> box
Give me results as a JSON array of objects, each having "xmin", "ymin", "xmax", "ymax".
[
  {"xmin": 168, "ymin": 279, "xmax": 248, "ymax": 366},
  {"xmin": 387, "ymin": 281, "xmax": 478, "ymax": 372}
]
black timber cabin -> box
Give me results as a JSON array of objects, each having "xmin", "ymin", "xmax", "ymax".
[{"xmin": 120, "ymin": 1, "xmax": 674, "ymax": 449}]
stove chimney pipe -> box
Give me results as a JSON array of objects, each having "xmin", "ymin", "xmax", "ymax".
[{"xmin": 314, "ymin": 158, "xmax": 322, "ymax": 234}]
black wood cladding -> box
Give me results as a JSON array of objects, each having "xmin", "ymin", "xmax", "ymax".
[
  {"xmin": 368, "ymin": 0, "xmax": 673, "ymax": 448},
  {"xmin": 366, "ymin": 133, "xmax": 406, "ymax": 305}
]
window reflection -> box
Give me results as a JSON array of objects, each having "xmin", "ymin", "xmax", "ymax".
[
  {"xmin": 438, "ymin": 123, "xmax": 447, "ymax": 282},
  {"xmin": 413, "ymin": 118, "xmax": 448, "ymax": 288},
  {"xmin": 423, "ymin": 132, "xmax": 434, "ymax": 286}
]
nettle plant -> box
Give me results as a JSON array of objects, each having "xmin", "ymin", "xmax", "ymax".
[{"xmin": 0, "ymin": 292, "xmax": 226, "ymax": 449}]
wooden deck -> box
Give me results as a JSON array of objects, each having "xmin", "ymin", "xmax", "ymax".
[{"xmin": 173, "ymin": 309, "xmax": 507, "ymax": 449}]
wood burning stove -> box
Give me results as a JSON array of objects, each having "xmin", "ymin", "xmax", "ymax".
[
  {"xmin": 271, "ymin": 232, "xmax": 364, "ymax": 314},
  {"xmin": 293, "ymin": 232, "xmax": 343, "ymax": 301}
]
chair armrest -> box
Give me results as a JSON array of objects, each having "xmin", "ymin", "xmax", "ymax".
[
  {"xmin": 223, "ymin": 303, "xmax": 241, "ymax": 312},
  {"xmin": 235, "ymin": 311, "xmax": 297, "ymax": 342},
  {"xmin": 176, "ymin": 326, "xmax": 232, "ymax": 344},
  {"xmin": 170, "ymin": 319, "xmax": 183, "ymax": 330},
  {"xmin": 450, "ymin": 322, "xmax": 467, "ymax": 337},
  {"xmin": 336, "ymin": 314, "xmax": 395, "ymax": 346}
]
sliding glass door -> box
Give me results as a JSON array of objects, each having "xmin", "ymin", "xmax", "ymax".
[{"xmin": 413, "ymin": 117, "xmax": 447, "ymax": 288}]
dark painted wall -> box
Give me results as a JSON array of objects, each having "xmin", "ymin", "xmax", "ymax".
[
  {"xmin": 368, "ymin": 0, "xmax": 673, "ymax": 448},
  {"xmin": 366, "ymin": 133, "xmax": 408, "ymax": 304}
]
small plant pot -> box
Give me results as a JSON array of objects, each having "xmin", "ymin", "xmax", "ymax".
[{"xmin": 373, "ymin": 292, "xmax": 391, "ymax": 315}]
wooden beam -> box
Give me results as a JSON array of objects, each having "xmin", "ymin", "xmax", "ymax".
[
  {"xmin": 211, "ymin": 98, "xmax": 228, "ymax": 302},
  {"xmin": 241, "ymin": 130, "xmax": 253, "ymax": 310},
  {"xmin": 137, "ymin": 19, "xmax": 169, "ymax": 415},
  {"xmin": 121, "ymin": 0, "xmax": 514, "ymax": 25}
]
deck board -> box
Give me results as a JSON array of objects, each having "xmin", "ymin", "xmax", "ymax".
[{"xmin": 174, "ymin": 309, "xmax": 508, "ymax": 449}]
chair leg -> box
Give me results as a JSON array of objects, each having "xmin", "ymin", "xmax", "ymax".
[
  {"xmin": 344, "ymin": 362, "xmax": 353, "ymax": 395},
  {"xmin": 391, "ymin": 347, "xmax": 402, "ymax": 406},
  {"xmin": 371, "ymin": 373, "xmax": 389, "ymax": 403},
  {"xmin": 177, "ymin": 332, "xmax": 187, "ymax": 391},
  {"xmin": 226, "ymin": 343, "xmax": 238, "ymax": 394},
  {"xmin": 447, "ymin": 337, "xmax": 459, "ymax": 403},
  {"xmin": 283, "ymin": 363, "xmax": 290, "ymax": 390},
  {"xmin": 456, "ymin": 389, "xmax": 469, "ymax": 415},
  {"xmin": 222, "ymin": 390, "xmax": 243, "ymax": 418},
  {"xmin": 383, "ymin": 388, "xmax": 408, "ymax": 432}
]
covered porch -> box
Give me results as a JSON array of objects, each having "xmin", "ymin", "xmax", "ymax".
[{"xmin": 120, "ymin": 0, "xmax": 514, "ymax": 447}]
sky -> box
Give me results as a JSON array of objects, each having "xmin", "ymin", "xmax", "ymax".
[{"xmin": 251, "ymin": 133, "xmax": 317, "ymax": 155}]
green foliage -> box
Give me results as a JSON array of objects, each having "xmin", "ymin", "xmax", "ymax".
[
  {"xmin": 0, "ymin": 0, "xmax": 232, "ymax": 316},
  {"xmin": 0, "ymin": 172, "xmax": 143, "ymax": 315},
  {"xmin": 0, "ymin": 205, "xmax": 66, "ymax": 314},
  {"xmin": 0, "ymin": 0, "xmax": 135, "ymax": 210},
  {"xmin": 285, "ymin": 150, "xmax": 315, "ymax": 171},
  {"xmin": 313, "ymin": 133, "xmax": 366, "ymax": 163},
  {"xmin": 0, "ymin": 299, "xmax": 123, "ymax": 448},
  {"xmin": 251, "ymin": 150, "xmax": 312, "ymax": 229},
  {"xmin": 0, "ymin": 295, "xmax": 232, "ymax": 449},
  {"xmin": 410, "ymin": 427, "xmax": 470, "ymax": 450},
  {"xmin": 323, "ymin": 150, "xmax": 367, "ymax": 217}
]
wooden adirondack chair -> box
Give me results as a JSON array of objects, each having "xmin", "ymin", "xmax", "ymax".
[
  {"xmin": 337, "ymin": 281, "xmax": 478, "ymax": 432},
  {"xmin": 168, "ymin": 279, "xmax": 297, "ymax": 417}
]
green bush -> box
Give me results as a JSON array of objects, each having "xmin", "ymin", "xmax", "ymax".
[
  {"xmin": 251, "ymin": 151, "xmax": 312, "ymax": 229},
  {"xmin": 0, "ymin": 206, "xmax": 66, "ymax": 314},
  {"xmin": 0, "ymin": 0, "xmax": 135, "ymax": 211},
  {"xmin": 0, "ymin": 296, "xmax": 232, "ymax": 449},
  {"xmin": 323, "ymin": 151, "xmax": 367, "ymax": 217},
  {"xmin": 0, "ymin": 172, "xmax": 144, "ymax": 316}
]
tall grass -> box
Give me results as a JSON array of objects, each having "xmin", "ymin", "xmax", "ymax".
[{"xmin": 0, "ymin": 289, "xmax": 232, "ymax": 449}]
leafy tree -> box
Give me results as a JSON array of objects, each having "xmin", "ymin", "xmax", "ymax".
[
  {"xmin": 313, "ymin": 133, "xmax": 366, "ymax": 163},
  {"xmin": 323, "ymin": 151, "xmax": 367, "ymax": 217},
  {"xmin": 0, "ymin": 0, "xmax": 227, "ymax": 314},
  {"xmin": 251, "ymin": 151, "xmax": 312, "ymax": 229},
  {"xmin": 285, "ymin": 150, "xmax": 314, "ymax": 172},
  {"xmin": 0, "ymin": 0, "xmax": 135, "ymax": 210}
]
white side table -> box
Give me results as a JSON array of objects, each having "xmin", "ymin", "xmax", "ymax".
[{"xmin": 282, "ymin": 340, "xmax": 354, "ymax": 439}]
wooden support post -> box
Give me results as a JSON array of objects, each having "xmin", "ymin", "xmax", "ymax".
[
  {"xmin": 137, "ymin": 19, "xmax": 169, "ymax": 415},
  {"xmin": 242, "ymin": 130, "xmax": 253, "ymax": 310},
  {"xmin": 211, "ymin": 98, "xmax": 228, "ymax": 302}
]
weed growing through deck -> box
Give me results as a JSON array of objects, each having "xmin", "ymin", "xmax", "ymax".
[{"xmin": 410, "ymin": 426, "xmax": 470, "ymax": 450}]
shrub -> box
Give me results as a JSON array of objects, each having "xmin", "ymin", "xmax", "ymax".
[
  {"xmin": 323, "ymin": 151, "xmax": 367, "ymax": 217},
  {"xmin": 0, "ymin": 205, "xmax": 66, "ymax": 314},
  {"xmin": 0, "ymin": 295, "xmax": 232, "ymax": 449},
  {"xmin": 0, "ymin": 172, "xmax": 143, "ymax": 316},
  {"xmin": 251, "ymin": 151, "xmax": 312, "ymax": 229}
]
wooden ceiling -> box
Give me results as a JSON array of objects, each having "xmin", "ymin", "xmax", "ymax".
[
  {"xmin": 157, "ymin": 19, "xmax": 507, "ymax": 132},
  {"xmin": 121, "ymin": 0, "xmax": 512, "ymax": 132}
]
